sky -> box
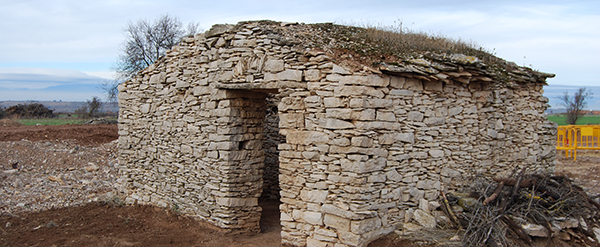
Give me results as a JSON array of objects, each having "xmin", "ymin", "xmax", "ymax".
[{"xmin": 0, "ymin": 0, "xmax": 598, "ymax": 108}]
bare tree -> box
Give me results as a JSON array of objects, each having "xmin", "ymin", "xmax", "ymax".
[
  {"xmin": 104, "ymin": 14, "xmax": 200, "ymax": 103},
  {"xmin": 98, "ymin": 79, "xmax": 119, "ymax": 106},
  {"xmin": 114, "ymin": 14, "xmax": 200, "ymax": 81},
  {"xmin": 87, "ymin": 97, "xmax": 102, "ymax": 117},
  {"xmin": 559, "ymin": 87, "xmax": 593, "ymax": 125}
]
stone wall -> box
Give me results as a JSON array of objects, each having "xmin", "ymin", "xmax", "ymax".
[{"xmin": 117, "ymin": 21, "xmax": 556, "ymax": 246}]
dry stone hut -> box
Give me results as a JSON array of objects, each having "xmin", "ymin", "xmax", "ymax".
[{"xmin": 117, "ymin": 21, "xmax": 557, "ymax": 246}]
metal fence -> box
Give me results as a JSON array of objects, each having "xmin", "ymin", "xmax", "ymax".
[{"xmin": 556, "ymin": 125, "xmax": 600, "ymax": 160}]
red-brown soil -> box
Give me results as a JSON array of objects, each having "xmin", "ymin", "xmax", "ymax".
[
  {"xmin": 0, "ymin": 122, "xmax": 281, "ymax": 247},
  {"xmin": 0, "ymin": 121, "xmax": 118, "ymax": 146},
  {"xmin": 1, "ymin": 122, "xmax": 599, "ymax": 247}
]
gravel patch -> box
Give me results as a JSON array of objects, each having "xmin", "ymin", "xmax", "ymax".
[{"xmin": 0, "ymin": 139, "xmax": 119, "ymax": 215}]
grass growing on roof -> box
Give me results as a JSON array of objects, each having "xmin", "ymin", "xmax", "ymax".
[{"xmin": 309, "ymin": 21, "xmax": 499, "ymax": 63}]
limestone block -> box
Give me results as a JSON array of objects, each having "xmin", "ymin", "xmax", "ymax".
[
  {"xmin": 300, "ymin": 189, "xmax": 329, "ymax": 203},
  {"xmin": 306, "ymin": 238, "xmax": 328, "ymax": 247},
  {"xmin": 351, "ymin": 136, "xmax": 373, "ymax": 148},
  {"xmin": 192, "ymin": 86, "xmax": 211, "ymax": 96},
  {"xmin": 429, "ymin": 149, "xmax": 444, "ymax": 158},
  {"xmin": 441, "ymin": 167, "xmax": 461, "ymax": 178},
  {"xmin": 448, "ymin": 106, "xmax": 463, "ymax": 116},
  {"xmin": 321, "ymin": 204, "xmax": 368, "ymax": 220},
  {"xmin": 376, "ymin": 111, "xmax": 396, "ymax": 122},
  {"xmin": 474, "ymin": 91, "xmax": 493, "ymax": 102},
  {"xmin": 385, "ymin": 169, "xmax": 402, "ymax": 182},
  {"xmin": 340, "ymin": 75, "xmax": 389, "ymax": 87},
  {"xmin": 495, "ymin": 119, "xmax": 504, "ymax": 130},
  {"xmin": 324, "ymin": 97, "xmax": 344, "ymax": 108},
  {"xmin": 280, "ymin": 113, "xmax": 305, "ymax": 128},
  {"xmin": 410, "ymin": 152, "xmax": 427, "ymax": 159},
  {"xmin": 379, "ymin": 133, "xmax": 414, "ymax": 144},
  {"xmin": 338, "ymin": 230, "xmax": 361, "ymax": 246},
  {"xmin": 286, "ymin": 131, "xmax": 329, "ymax": 145},
  {"xmin": 181, "ymin": 145, "xmax": 193, "ymax": 154},
  {"xmin": 215, "ymin": 197, "xmax": 258, "ymax": 207},
  {"xmin": 208, "ymin": 141, "xmax": 235, "ymax": 151},
  {"xmin": 319, "ymin": 118, "xmax": 355, "ymax": 129},
  {"xmin": 305, "ymin": 69, "xmax": 321, "ymax": 81},
  {"xmin": 175, "ymin": 79, "xmax": 190, "ymax": 88},
  {"xmin": 389, "ymin": 76, "xmax": 405, "ymax": 88},
  {"xmin": 413, "ymin": 209, "xmax": 436, "ymax": 228},
  {"xmin": 140, "ymin": 104, "xmax": 151, "ymax": 114},
  {"xmin": 218, "ymin": 71, "xmax": 234, "ymax": 81},
  {"xmin": 332, "ymin": 64, "xmax": 352, "ymax": 75},
  {"xmin": 404, "ymin": 78, "xmax": 423, "ymax": 91},
  {"xmin": 302, "ymin": 151, "xmax": 320, "ymax": 160},
  {"xmin": 331, "ymin": 137, "xmax": 350, "ymax": 146},
  {"xmin": 407, "ymin": 111, "xmax": 424, "ymax": 122},
  {"xmin": 354, "ymin": 121, "xmax": 401, "ymax": 131},
  {"xmin": 316, "ymin": 228, "xmax": 338, "ymax": 238},
  {"xmin": 369, "ymin": 173, "xmax": 387, "ymax": 183},
  {"xmin": 293, "ymin": 210, "xmax": 323, "ymax": 225},
  {"xmin": 423, "ymin": 81, "xmax": 443, "ymax": 92},
  {"xmin": 390, "ymin": 89, "xmax": 413, "ymax": 96},
  {"xmin": 419, "ymin": 198, "xmax": 430, "ymax": 213},
  {"xmin": 279, "ymin": 69, "xmax": 303, "ymax": 81},
  {"xmin": 326, "ymin": 108, "xmax": 352, "ymax": 119},
  {"xmin": 281, "ymin": 212, "xmax": 293, "ymax": 221},
  {"xmin": 424, "ymin": 117, "xmax": 445, "ymax": 126},
  {"xmin": 351, "ymin": 217, "xmax": 382, "ymax": 234},
  {"xmin": 334, "ymin": 86, "xmax": 384, "ymax": 98},
  {"xmin": 279, "ymin": 97, "xmax": 305, "ymax": 111},
  {"xmin": 487, "ymin": 129, "xmax": 498, "ymax": 139},
  {"xmin": 341, "ymin": 157, "xmax": 386, "ymax": 173},
  {"xmin": 149, "ymin": 72, "xmax": 166, "ymax": 84},
  {"xmin": 366, "ymin": 99, "xmax": 393, "ymax": 108},
  {"xmin": 463, "ymin": 105, "xmax": 477, "ymax": 114},
  {"xmin": 351, "ymin": 109, "xmax": 375, "ymax": 120},
  {"xmin": 324, "ymin": 214, "xmax": 351, "ymax": 231}
]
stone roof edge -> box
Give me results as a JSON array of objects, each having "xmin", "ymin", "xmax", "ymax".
[{"xmin": 193, "ymin": 21, "xmax": 555, "ymax": 86}]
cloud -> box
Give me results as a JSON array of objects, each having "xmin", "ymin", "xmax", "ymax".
[
  {"xmin": 0, "ymin": 68, "xmax": 104, "ymax": 89},
  {"xmin": 0, "ymin": 68, "xmax": 105, "ymax": 101}
]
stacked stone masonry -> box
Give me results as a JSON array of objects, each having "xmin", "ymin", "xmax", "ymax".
[{"xmin": 118, "ymin": 21, "xmax": 556, "ymax": 247}]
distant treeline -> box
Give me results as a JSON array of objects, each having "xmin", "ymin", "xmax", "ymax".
[{"xmin": 0, "ymin": 101, "xmax": 118, "ymax": 113}]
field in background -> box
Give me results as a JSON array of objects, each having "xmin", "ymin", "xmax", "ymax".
[
  {"xmin": 547, "ymin": 114, "xmax": 600, "ymax": 126},
  {"xmin": 15, "ymin": 118, "xmax": 90, "ymax": 126}
]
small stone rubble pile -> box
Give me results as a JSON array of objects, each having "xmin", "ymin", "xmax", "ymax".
[
  {"xmin": 0, "ymin": 140, "xmax": 119, "ymax": 215},
  {"xmin": 86, "ymin": 118, "xmax": 118, "ymax": 125}
]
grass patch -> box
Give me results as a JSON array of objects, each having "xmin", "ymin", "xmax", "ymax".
[
  {"xmin": 547, "ymin": 115, "xmax": 600, "ymax": 126},
  {"xmin": 15, "ymin": 118, "xmax": 89, "ymax": 126},
  {"xmin": 340, "ymin": 21, "xmax": 495, "ymax": 62}
]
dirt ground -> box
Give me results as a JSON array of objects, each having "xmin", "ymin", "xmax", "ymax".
[{"xmin": 1, "ymin": 121, "xmax": 599, "ymax": 247}]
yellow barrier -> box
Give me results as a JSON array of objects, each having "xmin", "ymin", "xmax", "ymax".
[{"xmin": 556, "ymin": 125, "xmax": 600, "ymax": 160}]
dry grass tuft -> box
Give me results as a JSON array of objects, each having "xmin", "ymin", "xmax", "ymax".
[{"xmin": 309, "ymin": 21, "xmax": 502, "ymax": 65}]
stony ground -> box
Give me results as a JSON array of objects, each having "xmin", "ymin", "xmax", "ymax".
[{"xmin": 0, "ymin": 120, "xmax": 598, "ymax": 247}]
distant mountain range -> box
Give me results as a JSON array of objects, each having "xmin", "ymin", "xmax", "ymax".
[{"xmin": 0, "ymin": 100, "xmax": 118, "ymax": 113}]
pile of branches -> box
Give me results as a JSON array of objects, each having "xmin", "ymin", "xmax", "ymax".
[
  {"xmin": 5, "ymin": 103, "xmax": 54, "ymax": 118},
  {"xmin": 439, "ymin": 170, "xmax": 600, "ymax": 247}
]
